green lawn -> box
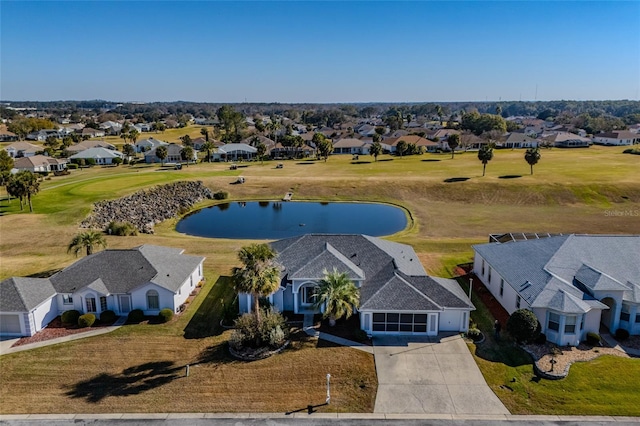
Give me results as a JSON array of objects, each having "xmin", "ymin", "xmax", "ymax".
[{"xmin": 1, "ymin": 144, "xmax": 640, "ymax": 414}]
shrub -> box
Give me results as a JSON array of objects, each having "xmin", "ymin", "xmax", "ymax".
[
  {"xmin": 67, "ymin": 163, "xmax": 78, "ymax": 170},
  {"xmin": 233, "ymin": 308, "xmax": 289, "ymax": 349},
  {"xmin": 534, "ymin": 333, "xmax": 547, "ymax": 345},
  {"xmin": 128, "ymin": 309, "xmax": 144, "ymax": 323},
  {"xmin": 61, "ymin": 310, "xmax": 81, "ymax": 325},
  {"xmin": 506, "ymin": 309, "xmax": 540, "ymax": 343},
  {"xmin": 78, "ymin": 313, "xmax": 96, "ymax": 328},
  {"xmin": 353, "ymin": 329, "xmax": 369, "ymax": 342},
  {"xmin": 158, "ymin": 308, "xmax": 174, "ymax": 323},
  {"xmin": 112, "ymin": 157, "xmax": 123, "ymax": 165},
  {"xmin": 100, "ymin": 310, "xmax": 116, "ymax": 324},
  {"xmin": 86, "ymin": 158, "xmax": 96, "ymax": 166},
  {"xmin": 586, "ymin": 332, "xmax": 601, "ymax": 346},
  {"xmin": 467, "ymin": 327, "xmax": 483, "ymax": 342},
  {"xmin": 213, "ymin": 190, "xmax": 229, "ymax": 200},
  {"xmin": 106, "ymin": 221, "xmax": 138, "ymax": 236},
  {"xmin": 615, "ymin": 328, "xmax": 630, "ymax": 341}
]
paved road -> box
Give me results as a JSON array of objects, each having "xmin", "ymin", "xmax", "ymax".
[
  {"xmin": 372, "ymin": 334, "xmax": 509, "ymax": 415},
  {"xmin": 1, "ymin": 415, "xmax": 639, "ymax": 426}
]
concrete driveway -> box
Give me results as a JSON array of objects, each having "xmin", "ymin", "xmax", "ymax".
[{"xmin": 373, "ymin": 333, "xmax": 509, "ymax": 415}]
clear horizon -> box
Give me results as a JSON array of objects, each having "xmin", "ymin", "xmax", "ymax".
[{"xmin": 2, "ymin": 1, "xmax": 639, "ymax": 103}]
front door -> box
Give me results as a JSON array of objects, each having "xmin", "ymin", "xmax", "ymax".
[
  {"xmin": 119, "ymin": 295, "xmax": 132, "ymax": 313},
  {"xmin": 427, "ymin": 313, "xmax": 438, "ymax": 336}
]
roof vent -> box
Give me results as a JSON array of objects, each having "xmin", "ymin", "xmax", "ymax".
[{"xmin": 520, "ymin": 281, "xmax": 532, "ymax": 291}]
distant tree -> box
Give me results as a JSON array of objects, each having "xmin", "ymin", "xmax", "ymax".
[
  {"xmin": 447, "ymin": 134, "xmax": 460, "ymax": 159},
  {"xmin": 44, "ymin": 136, "xmax": 60, "ymax": 152},
  {"xmin": 67, "ymin": 230, "xmax": 107, "ymax": 257},
  {"xmin": 155, "ymin": 145, "xmax": 168, "ymax": 165},
  {"xmin": 374, "ymin": 126, "xmax": 386, "ymax": 137},
  {"xmin": 435, "ymin": 105, "xmax": 444, "ymax": 124},
  {"xmin": 0, "ymin": 150, "xmax": 14, "ymax": 187},
  {"xmin": 254, "ymin": 119, "xmax": 266, "ymax": 133},
  {"xmin": 478, "ymin": 144, "xmax": 494, "ymax": 176},
  {"xmin": 396, "ymin": 140, "xmax": 408, "ymax": 157},
  {"xmin": 495, "ymin": 105, "xmax": 502, "ymax": 116},
  {"xmin": 180, "ymin": 146, "xmax": 194, "ymax": 165},
  {"xmin": 200, "ymin": 127, "xmax": 209, "ymax": 142},
  {"xmin": 316, "ymin": 138, "xmax": 333, "ymax": 162},
  {"xmin": 256, "ymin": 142, "xmax": 267, "ymax": 164},
  {"xmin": 122, "ymin": 144, "xmax": 135, "ymax": 161},
  {"xmin": 179, "ymin": 135, "xmax": 193, "ymax": 147},
  {"xmin": 200, "ymin": 141, "xmax": 214, "ymax": 162},
  {"xmin": 312, "ymin": 269, "xmax": 360, "ymax": 327},
  {"xmin": 8, "ymin": 170, "xmax": 40, "ymax": 212},
  {"xmin": 61, "ymin": 136, "xmax": 74, "ymax": 149},
  {"xmin": 128, "ymin": 129, "xmax": 140, "ymax": 145},
  {"xmin": 524, "ymin": 147, "xmax": 541, "ymax": 175},
  {"xmin": 154, "ymin": 122, "xmax": 166, "ymax": 133},
  {"xmin": 120, "ymin": 131, "xmax": 129, "ymax": 145},
  {"xmin": 369, "ymin": 140, "xmax": 383, "ymax": 161},
  {"xmin": 267, "ymin": 118, "xmax": 281, "ymax": 143}
]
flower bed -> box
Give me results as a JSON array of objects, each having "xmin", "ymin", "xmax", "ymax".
[
  {"xmin": 228, "ymin": 340, "xmax": 290, "ymax": 361},
  {"xmin": 11, "ymin": 315, "xmax": 117, "ymax": 348}
]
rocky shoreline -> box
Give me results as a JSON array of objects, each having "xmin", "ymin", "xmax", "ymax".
[{"xmin": 80, "ymin": 181, "xmax": 214, "ymax": 233}]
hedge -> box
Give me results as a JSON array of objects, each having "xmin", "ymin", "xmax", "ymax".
[
  {"xmin": 61, "ymin": 310, "xmax": 81, "ymax": 325},
  {"xmin": 78, "ymin": 313, "xmax": 96, "ymax": 328}
]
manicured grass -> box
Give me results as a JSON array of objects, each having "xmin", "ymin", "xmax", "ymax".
[{"xmin": 1, "ymin": 144, "xmax": 640, "ymax": 414}]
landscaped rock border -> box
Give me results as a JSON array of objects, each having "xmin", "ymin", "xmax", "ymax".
[
  {"xmin": 228, "ymin": 340, "xmax": 290, "ymax": 361},
  {"xmin": 80, "ymin": 181, "xmax": 214, "ymax": 233}
]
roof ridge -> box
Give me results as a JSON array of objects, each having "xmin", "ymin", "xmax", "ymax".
[{"xmin": 395, "ymin": 273, "xmax": 443, "ymax": 309}]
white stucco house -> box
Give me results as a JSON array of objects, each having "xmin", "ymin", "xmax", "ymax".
[
  {"xmin": 238, "ymin": 234, "xmax": 474, "ymax": 336},
  {"xmin": 69, "ymin": 147, "xmax": 125, "ymax": 165},
  {"xmin": 0, "ymin": 245, "xmax": 205, "ymax": 337},
  {"xmin": 592, "ymin": 131, "xmax": 639, "ymax": 146},
  {"xmin": 4, "ymin": 141, "xmax": 41, "ymax": 158},
  {"xmin": 472, "ymin": 234, "xmax": 640, "ymax": 346},
  {"xmin": 211, "ymin": 143, "xmax": 257, "ymax": 161},
  {"xmin": 12, "ymin": 155, "xmax": 68, "ymax": 173},
  {"xmin": 135, "ymin": 137, "xmax": 168, "ymax": 153}
]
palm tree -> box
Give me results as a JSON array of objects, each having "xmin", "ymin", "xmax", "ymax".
[
  {"xmin": 8, "ymin": 171, "xmax": 40, "ymax": 212},
  {"xmin": 155, "ymin": 145, "xmax": 168, "ymax": 165},
  {"xmin": 201, "ymin": 141, "xmax": 214, "ymax": 162},
  {"xmin": 396, "ymin": 140, "xmax": 407, "ymax": 157},
  {"xmin": 312, "ymin": 269, "xmax": 360, "ymax": 327},
  {"xmin": 128, "ymin": 129, "xmax": 140, "ymax": 145},
  {"xmin": 180, "ymin": 146, "xmax": 194, "ymax": 166},
  {"xmin": 478, "ymin": 144, "xmax": 494, "ymax": 176},
  {"xmin": 525, "ymin": 147, "xmax": 541, "ymax": 175},
  {"xmin": 369, "ymin": 140, "xmax": 383, "ymax": 161},
  {"xmin": 200, "ymin": 127, "xmax": 209, "ymax": 142},
  {"xmin": 122, "ymin": 144, "xmax": 135, "ymax": 162},
  {"xmin": 68, "ymin": 230, "xmax": 107, "ymax": 257},
  {"xmin": 447, "ymin": 134, "xmax": 460, "ymax": 159},
  {"xmin": 256, "ymin": 142, "xmax": 267, "ymax": 164},
  {"xmin": 232, "ymin": 243, "xmax": 281, "ymax": 325}
]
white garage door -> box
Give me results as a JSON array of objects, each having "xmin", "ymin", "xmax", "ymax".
[{"xmin": 0, "ymin": 314, "xmax": 22, "ymax": 335}]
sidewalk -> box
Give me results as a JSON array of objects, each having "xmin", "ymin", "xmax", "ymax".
[
  {"xmin": 601, "ymin": 333, "xmax": 640, "ymax": 357},
  {"xmin": 303, "ymin": 314, "xmax": 373, "ymax": 354},
  {"xmin": 0, "ymin": 316, "xmax": 127, "ymax": 356}
]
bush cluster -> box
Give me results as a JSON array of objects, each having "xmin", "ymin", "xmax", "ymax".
[
  {"xmin": 230, "ymin": 308, "xmax": 289, "ymax": 350},
  {"xmin": 466, "ymin": 327, "xmax": 483, "ymax": 342},
  {"xmin": 127, "ymin": 309, "xmax": 145, "ymax": 323},
  {"xmin": 586, "ymin": 332, "xmax": 601, "ymax": 346},
  {"xmin": 534, "ymin": 333, "xmax": 547, "ymax": 345},
  {"xmin": 67, "ymin": 163, "xmax": 79, "ymax": 170},
  {"xmin": 107, "ymin": 221, "xmax": 138, "ymax": 236},
  {"xmin": 100, "ymin": 310, "xmax": 116, "ymax": 324},
  {"xmin": 615, "ymin": 328, "xmax": 630, "ymax": 341},
  {"xmin": 61, "ymin": 310, "xmax": 81, "ymax": 325},
  {"xmin": 506, "ymin": 309, "xmax": 540, "ymax": 343},
  {"xmin": 78, "ymin": 313, "xmax": 96, "ymax": 328},
  {"xmin": 213, "ymin": 190, "xmax": 229, "ymax": 200},
  {"xmin": 158, "ymin": 308, "xmax": 174, "ymax": 323}
]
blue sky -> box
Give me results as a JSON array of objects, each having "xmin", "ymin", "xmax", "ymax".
[{"xmin": 1, "ymin": 1, "xmax": 638, "ymax": 102}]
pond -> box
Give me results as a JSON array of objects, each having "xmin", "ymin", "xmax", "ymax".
[{"xmin": 176, "ymin": 201, "xmax": 408, "ymax": 239}]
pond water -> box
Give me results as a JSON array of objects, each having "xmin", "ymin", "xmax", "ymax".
[{"xmin": 176, "ymin": 201, "xmax": 407, "ymax": 239}]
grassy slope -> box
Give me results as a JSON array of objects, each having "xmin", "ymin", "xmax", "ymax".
[{"xmin": 1, "ymin": 144, "xmax": 639, "ymax": 414}]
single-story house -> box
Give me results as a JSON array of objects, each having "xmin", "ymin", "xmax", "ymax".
[
  {"xmin": 99, "ymin": 121, "xmax": 123, "ymax": 135},
  {"xmin": 4, "ymin": 141, "xmax": 41, "ymax": 158},
  {"xmin": 544, "ymin": 132, "xmax": 591, "ymax": 148},
  {"xmin": 80, "ymin": 128, "xmax": 106, "ymax": 138},
  {"xmin": 69, "ymin": 147, "xmax": 124, "ymax": 165},
  {"xmin": 26, "ymin": 129, "xmax": 60, "ymax": 141},
  {"xmin": 333, "ymin": 138, "xmax": 371, "ymax": 155},
  {"xmin": 499, "ymin": 133, "xmax": 539, "ymax": 149},
  {"xmin": 388, "ymin": 135, "xmax": 438, "ymax": 153},
  {"xmin": 211, "ymin": 143, "xmax": 257, "ymax": 161},
  {"xmin": 472, "ymin": 234, "xmax": 640, "ymax": 346},
  {"xmin": 0, "ymin": 129, "xmax": 19, "ymax": 142},
  {"xmin": 135, "ymin": 137, "xmax": 168, "ymax": 153},
  {"xmin": 145, "ymin": 143, "xmax": 194, "ymax": 163},
  {"xmin": 592, "ymin": 131, "xmax": 639, "ymax": 146},
  {"xmin": 12, "ymin": 155, "xmax": 68, "ymax": 173},
  {"xmin": 238, "ymin": 234, "xmax": 474, "ymax": 336},
  {"xmin": 65, "ymin": 140, "xmax": 116, "ymax": 154},
  {"xmin": 0, "ymin": 245, "xmax": 205, "ymax": 337}
]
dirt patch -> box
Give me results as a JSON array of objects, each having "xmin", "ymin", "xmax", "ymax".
[{"xmin": 12, "ymin": 316, "xmax": 117, "ymax": 348}]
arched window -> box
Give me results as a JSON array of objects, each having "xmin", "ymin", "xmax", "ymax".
[{"xmin": 146, "ymin": 290, "xmax": 159, "ymax": 310}]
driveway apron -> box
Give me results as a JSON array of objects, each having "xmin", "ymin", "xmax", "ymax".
[{"xmin": 372, "ymin": 333, "xmax": 509, "ymax": 415}]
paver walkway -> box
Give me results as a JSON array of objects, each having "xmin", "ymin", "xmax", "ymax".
[{"xmin": 372, "ymin": 334, "xmax": 509, "ymax": 415}]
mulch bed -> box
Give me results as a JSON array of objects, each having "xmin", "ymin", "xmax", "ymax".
[
  {"xmin": 469, "ymin": 273, "xmax": 511, "ymax": 326},
  {"xmin": 11, "ymin": 316, "xmax": 117, "ymax": 348}
]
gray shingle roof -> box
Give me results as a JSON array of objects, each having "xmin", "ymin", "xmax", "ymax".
[
  {"xmin": 0, "ymin": 277, "xmax": 56, "ymax": 312},
  {"xmin": 50, "ymin": 245, "xmax": 204, "ymax": 294},
  {"xmin": 271, "ymin": 234, "xmax": 472, "ymax": 312}
]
